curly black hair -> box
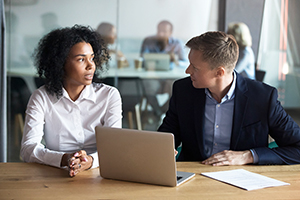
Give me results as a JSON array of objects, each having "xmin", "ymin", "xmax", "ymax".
[{"xmin": 33, "ymin": 24, "xmax": 110, "ymax": 98}]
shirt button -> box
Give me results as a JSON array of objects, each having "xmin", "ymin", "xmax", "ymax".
[
  {"xmin": 214, "ymin": 143, "xmax": 217, "ymax": 146},
  {"xmin": 216, "ymin": 125, "xmax": 219, "ymax": 128},
  {"xmin": 217, "ymin": 104, "xmax": 220, "ymax": 107}
]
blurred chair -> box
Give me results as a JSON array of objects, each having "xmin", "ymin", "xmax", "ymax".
[
  {"xmin": 141, "ymin": 79, "xmax": 174, "ymax": 130},
  {"xmin": 255, "ymin": 69, "xmax": 266, "ymax": 82},
  {"xmin": 34, "ymin": 77, "xmax": 46, "ymax": 88},
  {"xmin": 14, "ymin": 113, "xmax": 24, "ymax": 146},
  {"xmin": 103, "ymin": 77, "xmax": 145, "ymax": 130},
  {"xmin": 268, "ymin": 135, "xmax": 278, "ymax": 148},
  {"xmin": 8, "ymin": 77, "xmax": 31, "ymax": 154}
]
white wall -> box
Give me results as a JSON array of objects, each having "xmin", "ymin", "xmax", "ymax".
[
  {"xmin": 5, "ymin": 0, "xmax": 219, "ymax": 68},
  {"xmin": 118, "ymin": 0, "xmax": 218, "ymax": 40}
]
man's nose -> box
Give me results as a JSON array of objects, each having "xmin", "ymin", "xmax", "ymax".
[
  {"xmin": 157, "ymin": 31, "xmax": 165, "ymax": 37},
  {"xmin": 185, "ymin": 65, "xmax": 191, "ymax": 74}
]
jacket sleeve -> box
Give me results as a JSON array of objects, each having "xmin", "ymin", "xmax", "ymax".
[
  {"xmin": 254, "ymin": 88, "xmax": 300, "ymax": 164},
  {"xmin": 158, "ymin": 81, "xmax": 182, "ymax": 149}
]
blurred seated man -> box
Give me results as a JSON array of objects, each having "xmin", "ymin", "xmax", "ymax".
[
  {"xmin": 140, "ymin": 20, "xmax": 188, "ymax": 69},
  {"xmin": 140, "ymin": 21, "xmax": 188, "ymax": 127}
]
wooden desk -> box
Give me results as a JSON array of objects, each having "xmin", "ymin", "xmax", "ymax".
[{"xmin": 1, "ymin": 162, "xmax": 299, "ymax": 200}]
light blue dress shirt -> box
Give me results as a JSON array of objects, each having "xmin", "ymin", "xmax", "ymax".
[
  {"xmin": 203, "ymin": 71, "xmax": 258, "ymax": 162},
  {"xmin": 140, "ymin": 36, "xmax": 188, "ymax": 68},
  {"xmin": 204, "ymin": 73, "xmax": 235, "ymax": 156}
]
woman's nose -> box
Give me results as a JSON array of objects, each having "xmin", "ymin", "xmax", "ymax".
[{"xmin": 86, "ymin": 59, "xmax": 95, "ymax": 70}]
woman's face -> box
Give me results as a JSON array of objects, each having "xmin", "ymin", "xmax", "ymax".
[
  {"xmin": 106, "ymin": 26, "xmax": 117, "ymax": 44},
  {"xmin": 64, "ymin": 42, "xmax": 95, "ymax": 88}
]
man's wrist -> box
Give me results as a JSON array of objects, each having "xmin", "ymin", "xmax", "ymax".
[
  {"xmin": 249, "ymin": 149, "xmax": 258, "ymax": 164},
  {"xmin": 241, "ymin": 150, "xmax": 253, "ymax": 164}
]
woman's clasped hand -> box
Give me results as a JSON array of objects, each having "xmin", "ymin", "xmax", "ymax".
[{"xmin": 61, "ymin": 150, "xmax": 93, "ymax": 177}]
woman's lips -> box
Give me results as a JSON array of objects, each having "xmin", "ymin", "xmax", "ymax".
[{"xmin": 85, "ymin": 74, "xmax": 93, "ymax": 80}]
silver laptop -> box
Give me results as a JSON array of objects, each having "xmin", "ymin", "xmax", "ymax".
[
  {"xmin": 95, "ymin": 126, "xmax": 195, "ymax": 187},
  {"xmin": 143, "ymin": 53, "xmax": 170, "ymax": 71}
]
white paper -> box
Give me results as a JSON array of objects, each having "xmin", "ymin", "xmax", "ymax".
[{"xmin": 201, "ymin": 169, "xmax": 290, "ymax": 191}]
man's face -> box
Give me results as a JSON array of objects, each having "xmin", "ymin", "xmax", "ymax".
[
  {"xmin": 185, "ymin": 49, "xmax": 217, "ymax": 89},
  {"xmin": 156, "ymin": 24, "xmax": 172, "ymax": 39}
]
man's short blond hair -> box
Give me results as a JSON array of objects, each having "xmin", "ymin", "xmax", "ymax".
[{"xmin": 186, "ymin": 31, "xmax": 239, "ymax": 71}]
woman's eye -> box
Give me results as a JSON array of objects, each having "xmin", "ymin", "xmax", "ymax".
[{"xmin": 79, "ymin": 58, "xmax": 84, "ymax": 62}]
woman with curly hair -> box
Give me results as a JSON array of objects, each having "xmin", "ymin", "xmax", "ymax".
[{"xmin": 20, "ymin": 25, "xmax": 122, "ymax": 177}]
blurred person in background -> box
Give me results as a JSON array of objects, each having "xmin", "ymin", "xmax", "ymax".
[
  {"xmin": 96, "ymin": 22, "xmax": 128, "ymax": 68},
  {"xmin": 227, "ymin": 22, "xmax": 255, "ymax": 80}
]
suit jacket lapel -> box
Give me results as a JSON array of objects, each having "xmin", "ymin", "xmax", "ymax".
[
  {"xmin": 231, "ymin": 73, "xmax": 248, "ymax": 149},
  {"xmin": 194, "ymin": 88, "xmax": 207, "ymax": 159}
]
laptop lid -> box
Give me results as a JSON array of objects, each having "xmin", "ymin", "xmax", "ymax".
[
  {"xmin": 143, "ymin": 53, "xmax": 170, "ymax": 71},
  {"xmin": 95, "ymin": 126, "xmax": 195, "ymax": 187}
]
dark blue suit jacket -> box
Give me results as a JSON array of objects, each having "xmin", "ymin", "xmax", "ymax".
[{"xmin": 158, "ymin": 73, "xmax": 300, "ymax": 164}]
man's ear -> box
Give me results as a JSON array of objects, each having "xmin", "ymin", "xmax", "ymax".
[{"xmin": 216, "ymin": 66, "xmax": 225, "ymax": 77}]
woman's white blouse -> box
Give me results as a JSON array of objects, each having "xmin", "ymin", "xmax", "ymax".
[{"xmin": 20, "ymin": 83, "xmax": 122, "ymax": 169}]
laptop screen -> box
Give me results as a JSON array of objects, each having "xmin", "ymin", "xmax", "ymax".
[{"xmin": 143, "ymin": 53, "xmax": 170, "ymax": 71}]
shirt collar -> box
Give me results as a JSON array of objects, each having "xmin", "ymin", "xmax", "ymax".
[
  {"xmin": 168, "ymin": 36, "xmax": 174, "ymax": 44},
  {"xmin": 58, "ymin": 84, "xmax": 96, "ymax": 104},
  {"xmin": 205, "ymin": 71, "xmax": 236, "ymax": 103},
  {"xmin": 226, "ymin": 71, "xmax": 236, "ymax": 100}
]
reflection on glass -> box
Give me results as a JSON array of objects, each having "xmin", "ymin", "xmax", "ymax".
[
  {"xmin": 257, "ymin": 0, "xmax": 300, "ymax": 125},
  {"xmin": 96, "ymin": 22, "xmax": 129, "ymax": 69},
  {"xmin": 5, "ymin": 0, "xmax": 219, "ymax": 162},
  {"xmin": 5, "ymin": 11, "xmax": 31, "ymax": 68},
  {"xmin": 41, "ymin": 12, "xmax": 61, "ymax": 36}
]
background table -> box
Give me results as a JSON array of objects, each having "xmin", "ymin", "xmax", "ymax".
[
  {"xmin": 7, "ymin": 66, "xmax": 187, "ymax": 130},
  {"xmin": 7, "ymin": 66, "xmax": 188, "ymax": 92},
  {"xmin": 1, "ymin": 162, "xmax": 299, "ymax": 200}
]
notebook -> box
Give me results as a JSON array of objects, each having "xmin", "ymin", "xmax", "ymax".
[
  {"xmin": 95, "ymin": 126, "xmax": 195, "ymax": 187},
  {"xmin": 143, "ymin": 53, "xmax": 170, "ymax": 71}
]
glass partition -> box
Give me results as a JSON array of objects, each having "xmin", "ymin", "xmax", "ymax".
[
  {"xmin": 257, "ymin": 0, "xmax": 300, "ymax": 124},
  {"xmin": 5, "ymin": 0, "xmax": 218, "ymax": 161},
  {"xmin": 6, "ymin": 0, "xmax": 300, "ymax": 163}
]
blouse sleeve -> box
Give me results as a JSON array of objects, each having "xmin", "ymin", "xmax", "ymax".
[
  {"xmin": 103, "ymin": 87, "xmax": 122, "ymax": 128},
  {"xmin": 20, "ymin": 89, "xmax": 65, "ymax": 168},
  {"xmin": 89, "ymin": 86, "xmax": 122, "ymax": 169}
]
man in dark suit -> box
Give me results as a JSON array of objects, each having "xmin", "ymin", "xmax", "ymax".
[{"xmin": 158, "ymin": 31, "xmax": 300, "ymax": 165}]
